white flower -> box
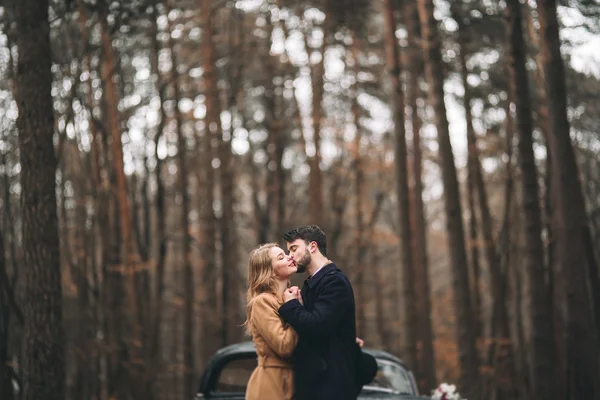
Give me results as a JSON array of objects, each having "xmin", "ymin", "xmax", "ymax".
[{"xmin": 431, "ymin": 382, "xmax": 465, "ymax": 400}]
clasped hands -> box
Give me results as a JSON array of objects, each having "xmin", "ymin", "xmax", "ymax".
[{"xmin": 284, "ymin": 286, "xmax": 303, "ymax": 304}]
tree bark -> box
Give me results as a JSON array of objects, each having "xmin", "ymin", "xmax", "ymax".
[
  {"xmin": 148, "ymin": 3, "xmax": 168, "ymax": 398},
  {"xmin": 455, "ymin": 4, "xmax": 517, "ymax": 396},
  {"xmin": 15, "ymin": 2, "xmax": 65, "ymax": 398},
  {"xmin": 263, "ymin": 12, "xmax": 285, "ymax": 241},
  {"xmin": 383, "ymin": 0, "xmax": 417, "ymax": 372},
  {"xmin": 465, "ymin": 148, "xmax": 482, "ymax": 340},
  {"xmin": 525, "ymin": 6, "xmax": 564, "ymax": 397},
  {"xmin": 505, "ymin": 2, "xmax": 556, "ymax": 399},
  {"xmin": 167, "ymin": 11, "xmax": 196, "ymax": 398},
  {"xmin": 307, "ymin": 13, "xmax": 326, "ymax": 224},
  {"xmin": 416, "ymin": 0, "xmax": 480, "ymax": 397},
  {"xmin": 0, "ymin": 220, "xmax": 18, "ymax": 400},
  {"xmin": 200, "ymin": 0, "xmax": 240, "ymax": 348},
  {"xmin": 403, "ymin": 0, "xmax": 436, "ymax": 391},
  {"xmin": 1, "ymin": 153, "xmax": 18, "ymax": 292},
  {"xmin": 350, "ymin": 38, "xmax": 367, "ymax": 335},
  {"xmin": 99, "ymin": 2, "xmax": 143, "ymax": 396},
  {"xmin": 535, "ymin": 1, "xmax": 599, "ymax": 398}
]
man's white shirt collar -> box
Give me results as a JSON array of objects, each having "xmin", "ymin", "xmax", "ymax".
[{"xmin": 309, "ymin": 260, "xmax": 331, "ymax": 279}]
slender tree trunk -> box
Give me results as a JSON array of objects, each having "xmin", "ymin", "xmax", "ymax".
[
  {"xmin": 100, "ymin": 3, "xmax": 143, "ymax": 396},
  {"xmin": 132, "ymin": 170, "xmax": 150, "ymax": 264},
  {"xmin": 263, "ymin": 13, "xmax": 284, "ymax": 241},
  {"xmin": 383, "ymin": 0, "xmax": 417, "ymax": 372},
  {"xmin": 65, "ymin": 3, "xmax": 107, "ymax": 396},
  {"xmin": 148, "ymin": 4, "xmax": 168, "ymax": 398},
  {"xmin": 1, "ymin": 154, "xmax": 18, "ymax": 291},
  {"xmin": 15, "ymin": 2, "xmax": 65, "ymax": 399},
  {"xmin": 505, "ymin": 2, "xmax": 557, "ymax": 400},
  {"xmin": 219, "ymin": 53, "xmax": 241, "ymax": 347},
  {"xmin": 129, "ymin": 176, "xmax": 151, "ymax": 353},
  {"xmin": 0, "ymin": 223, "xmax": 18, "ymax": 400},
  {"xmin": 465, "ymin": 151, "xmax": 482, "ymax": 340},
  {"xmin": 416, "ymin": 0, "xmax": 479, "ymax": 396},
  {"xmin": 526, "ymin": 12, "xmax": 561, "ymax": 377},
  {"xmin": 499, "ymin": 93, "xmax": 531, "ymax": 400},
  {"xmin": 536, "ymin": 1, "xmax": 599, "ymax": 398},
  {"xmin": 141, "ymin": 156, "xmax": 151, "ymax": 263},
  {"xmin": 307, "ymin": 13, "xmax": 326, "ymax": 224},
  {"xmin": 403, "ymin": 0, "xmax": 436, "ymax": 390},
  {"xmin": 449, "ymin": 4, "xmax": 484, "ymax": 347},
  {"xmin": 167, "ymin": 12, "xmax": 195, "ymax": 399},
  {"xmin": 200, "ymin": 0, "xmax": 233, "ymax": 348},
  {"xmin": 100, "ymin": 10, "xmax": 138, "ymax": 269},
  {"xmin": 70, "ymin": 127, "xmax": 94, "ymax": 400},
  {"xmin": 350, "ymin": 39, "xmax": 367, "ymax": 335},
  {"xmin": 455, "ymin": 5, "xmax": 517, "ymax": 396},
  {"xmin": 328, "ymin": 152, "xmax": 350, "ymax": 265},
  {"xmin": 526, "ymin": 6, "xmax": 564, "ymax": 397}
]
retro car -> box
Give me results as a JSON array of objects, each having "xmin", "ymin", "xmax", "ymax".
[{"xmin": 194, "ymin": 341, "xmax": 427, "ymax": 399}]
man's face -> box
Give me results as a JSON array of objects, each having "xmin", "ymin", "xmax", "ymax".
[{"xmin": 287, "ymin": 239, "xmax": 311, "ymax": 273}]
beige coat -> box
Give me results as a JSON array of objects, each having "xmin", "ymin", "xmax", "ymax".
[{"xmin": 246, "ymin": 293, "xmax": 298, "ymax": 400}]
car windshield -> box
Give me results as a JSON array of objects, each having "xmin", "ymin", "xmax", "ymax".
[{"xmin": 362, "ymin": 359, "xmax": 415, "ymax": 395}]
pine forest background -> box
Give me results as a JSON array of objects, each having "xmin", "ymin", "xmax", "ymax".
[{"xmin": 1, "ymin": 0, "xmax": 599, "ymax": 399}]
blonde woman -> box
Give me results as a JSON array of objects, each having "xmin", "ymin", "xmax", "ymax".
[{"xmin": 245, "ymin": 243, "xmax": 300, "ymax": 400}]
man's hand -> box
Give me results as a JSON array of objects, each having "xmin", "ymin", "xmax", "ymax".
[
  {"xmin": 284, "ymin": 286, "xmax": 300, "ymax": 303},
  {"xmin": 295, "ymin": 287, "xmax": 303, "ymax": 305},
  {"xmin": 356, "ymin": 337, "xmax": 364, "ymax": 348}
]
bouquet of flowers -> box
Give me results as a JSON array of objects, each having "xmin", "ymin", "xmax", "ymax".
[{"xmin": 431, "ymin": 383, "xmax": 464, "ymax": 400}]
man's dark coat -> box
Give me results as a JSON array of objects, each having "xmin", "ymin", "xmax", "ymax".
[{"xmin": 278, "ymin": 263, "xmax": 363, "ymax": 400}]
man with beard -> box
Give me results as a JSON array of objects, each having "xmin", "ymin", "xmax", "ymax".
[{"xmin": 278, "ymin": 225, "xmax": 376, "ymax": 400}]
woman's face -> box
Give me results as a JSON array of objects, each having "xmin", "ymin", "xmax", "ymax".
[{"xmin": 270, "ymin": 246, "xmax": 297, "ymax": 280}]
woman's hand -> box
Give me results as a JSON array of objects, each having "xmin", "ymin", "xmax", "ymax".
[{"xmin": 284, "ymin": 286, "xmax": 303, "ymax": 305}]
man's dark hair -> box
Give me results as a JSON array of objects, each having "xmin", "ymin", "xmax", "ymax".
[{"xmin": 283, "ymin": 225, "xmax": 327, "ymax": 256}]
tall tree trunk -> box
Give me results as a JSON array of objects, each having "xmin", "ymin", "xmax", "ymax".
[
  {"xmin": 416, "ymin": 0, "xmax": 480, "ymax": 397},
  {"xmin": 505, "ymin": 2, "xmax": 557, "ymax": 400},
  {"xmin": 263, "ymin": 13, "xmax": 284, "ymax": 241},
  {"xmin": 465, "ymin": 149, "xmax": 483, "ymax": 340},
  {"xmin": 141, "ymin": 156, "xmax": 151, "ymax": 263},
  {"xmin": 455, "ymin": 4, "xmax": 517, "ymax": 396},
  {"xmin": 0, "ymin": 221, "xmax": 19, "ymax": 400},
  {"xmin": 350, "ymin": 39, "xmax": 367, "ymax": 335},
  {"xmin": 307, "ymin": 12, "xmax": 326, "ymax": 224},
  {"xmin": 403, "ymin": 0, "xmax": 436, "ymax": 391},
  {"xmin": 167, "ymin": 13, "xmax": 195, "ymax": 399},
  {"xmin": 200, "ymin": 0, "xmax": 238, "ymax": 347},
  {"xmin": 499, "ymin": 92, "xmax": 530, "ymax": 400},
  {"xmin": 1, "ymin": 153, "xmax": 18, "ymax": 291},
  {"xmin": 219, "ymin": 48, "xmax": 241, "ymax": 347},
  {"xmin": 525, "ymin": 6, "xmax": 564, "ymax": 397},
  {"xmin": 383, "ymin": 0, "xmax": 417, "ymax": 372},
  {"xmin": 99, "ymin": 3, "xmax": 142, "ymax": 396},
  {"xmin": 198, "ymin": 118, "xmax": 219, "ymax": 357},
  {"xmin": 535, "ymin": 1, "xmax": 599, "ymax": 398},
  {"xmin": 450, "ymin": 4, "xmax": 483, "ymax": 347},
  {"xmin": 15, "ymin": 2, "xmax": 65, "ymax": 399},
  {"xmin": 148, "ymin": 3, "xmax": 168, "ymax": 398},
  {"xmin": 100, "ymin": 9, "xmax": 138, "ymax": 269}
]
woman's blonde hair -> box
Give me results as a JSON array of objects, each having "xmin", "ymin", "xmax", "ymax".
[{"xmin": 244, "ymin": 243, "xmax": 281, "ymax": 335}]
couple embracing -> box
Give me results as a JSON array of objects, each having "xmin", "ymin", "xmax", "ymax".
[{"xmin": 245, "ymin": 225, "xmax": 378, "ymax": 400}]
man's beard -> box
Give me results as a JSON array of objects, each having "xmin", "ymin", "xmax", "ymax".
[{"xmin": 296, "ymin": 249, "xmax": 311, "ymax": 273}]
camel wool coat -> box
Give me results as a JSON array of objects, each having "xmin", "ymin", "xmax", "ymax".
[{"xmin": 246, "ymin": 292, "xmax": 299, "ymax": 400}]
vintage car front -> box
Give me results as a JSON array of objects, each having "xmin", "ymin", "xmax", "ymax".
[{"xmin": 195, "ymin": 342, "xmax": 429, "ymax": 399}]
